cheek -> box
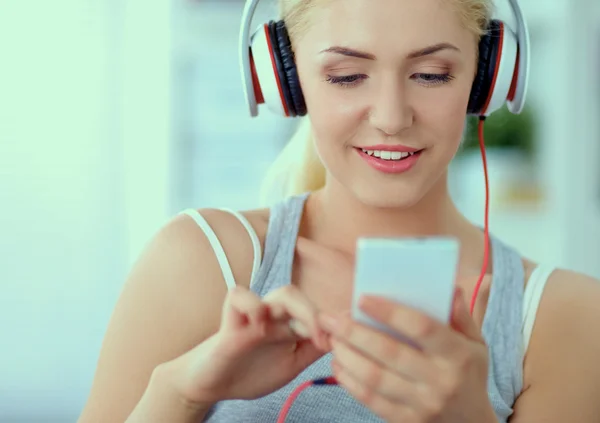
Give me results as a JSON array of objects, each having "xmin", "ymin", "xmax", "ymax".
[
  {"xmin": 297, "ymin": 56, "xmax": 367, "ymax": 128},
  {"xmin": 414, "ymin": 85, "xmax": 471, "ymax": 150},
  {"xmin": 301, "ymin": 76, "xmax": 366, "ymax": 155},
  {"xmin": 303, "ymin": 76, "xmax": 363, "ymax": 121}
]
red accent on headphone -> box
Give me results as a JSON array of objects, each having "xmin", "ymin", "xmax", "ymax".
[
  {"xmin": 250, "ymin": 50, "xmax": 265, "ymax": 105},
  {"xmin": 481, "ymin": 23, "xmax": 505, "ymax": 115},
  {"xmin": 263, "ymin": 24, "xmax": 290, "ymax": 117},
  {"xmin": 507, "ymin": 45, "xmax": 520, "ymax": 102}
]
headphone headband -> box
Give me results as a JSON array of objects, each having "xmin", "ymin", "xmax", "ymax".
[
  {"xmin": 239, "ymin": 0, "xmax": 262, "ymax": 117},
  {"xmin": 506, "ymin": 0, "xmax": 530, "ymax": 114},
  {"xmin": 239, "ymin": 0, "xmax": 530, "ymax": 117}
]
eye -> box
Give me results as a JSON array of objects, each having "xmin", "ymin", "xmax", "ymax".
[
  {"xmin": 325, "ymin": 74, "xmax": 367, "ymax": 88},
  {"xmin": 325, "ymin": 73, "xmax": 454, "ymax": 88},
  {"xmin": 412, "ymin": 73, "xmax": 454, "ymax": 86}
]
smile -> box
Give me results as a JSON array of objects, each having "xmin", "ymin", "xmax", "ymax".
[
  {"xmin": 360, "ymin": 149, "xmax": 416, "ymax": 161},
  {"xmin": 355, "ymin": 148, "xmax": 423, "ymax": 174}
]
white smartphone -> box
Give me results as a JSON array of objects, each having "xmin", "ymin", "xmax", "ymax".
[{"xmin": 352, "ymin": 237, "xmax": 460, "ymax": 343}]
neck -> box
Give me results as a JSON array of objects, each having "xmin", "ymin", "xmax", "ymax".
[{"xmin": 305, "ymin": 172, "xmax": 477, "ymax": 258}]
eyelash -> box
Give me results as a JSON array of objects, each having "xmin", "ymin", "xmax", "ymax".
[{"xmin": 325, "ymin": 73, "xmax": 455, "ymax": 88}]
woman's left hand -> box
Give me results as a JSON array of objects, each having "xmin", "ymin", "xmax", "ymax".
[{"xmin": 319, "ymin": 287, "xmax": 497, "ymax": 423}]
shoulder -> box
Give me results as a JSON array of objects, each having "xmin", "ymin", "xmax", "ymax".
[
  {"xmin": 525, "ymin": 267, "xmax": 600, "ymax": 353},
  {"xmin": 78, "ymin": 206, "xmax": 270, "ymax": 422},
  {"xmin": 177, "ymin": 207, "xmax": 271, "ymax": 287},
  {"xmin": 139, "ymin": 206, "xmax": 271, "ymax": 292},
  {"xmin": 526, "ymin": 267, "xmax": 600, "ymax": 357},
  {"xmin": 125, "ymin": 204, "xmax": 272, "ymax": 346},
  {"xmin": 523, "ymin": 264, "xmax": 600, "ymax": 367},
  {"xmin": 512, "ymin": 266, "xmax": 600, "ymax": 420}
]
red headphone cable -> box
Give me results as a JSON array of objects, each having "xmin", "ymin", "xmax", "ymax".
[
  {"xmin": 471, "ymin": 116, "xmax": 490, "ymax": 315},
  {"xmin": 277, "ymin": 116, "xmax": 490, "ymax": 423}
]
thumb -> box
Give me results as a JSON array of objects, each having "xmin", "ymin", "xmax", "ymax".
[
  {"xmin": 450, "ymin": 287, "xmax": 482, "ymax": 342},
  {"xmin": 221, "ymin": 286, "xmax": 266, "ymax": 331}
]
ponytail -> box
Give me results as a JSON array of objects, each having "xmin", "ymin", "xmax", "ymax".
[{"xmin": 259, "ymin": 117, "xmax": 326, "ymax": 206}]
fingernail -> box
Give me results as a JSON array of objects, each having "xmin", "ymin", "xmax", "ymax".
[{"xmin": 289, "ymin": 319, "xmax": 310, "ymax": 338}]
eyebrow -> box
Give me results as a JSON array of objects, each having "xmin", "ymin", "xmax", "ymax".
[
  {"xmin": 320, "ymin": 43, "xmax": 460, "ymax": 60},
  {"xmin": 408, "ymin": 43, "xmax": 460, "ymax": 59}
]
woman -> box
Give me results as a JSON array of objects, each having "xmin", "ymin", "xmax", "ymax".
[{"xmin": 78, "ymin": 0, "xmax": 600, "ymax": 422}]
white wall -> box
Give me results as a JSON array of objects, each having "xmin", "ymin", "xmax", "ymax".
[
  {"xmin": 0, "ymin": 1, "xmax": 127, "ymax": 421},
  {"xmin": 169, "ymin": 0, "xmax": 297, "ymax": 215},
  {"xmin": 0, "ymin": 0, "xmax": 175, "ymax": 418}
]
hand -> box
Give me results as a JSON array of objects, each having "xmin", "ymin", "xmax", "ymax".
[
  {"xmin": 165, "ymin": 285, "xmax": 330, "ymax": 406},
  {"xmin": 320, "ymin": 287, "xmax": 496, "ymax": 423}
]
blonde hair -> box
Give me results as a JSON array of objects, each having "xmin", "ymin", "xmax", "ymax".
[{"xmin": 259, "ymin": 0, "xmax": 493, "ymax": 206}]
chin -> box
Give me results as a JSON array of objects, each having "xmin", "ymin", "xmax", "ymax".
[
  {"xmin": 322, "ymin": 148, "xmax": 450, "ymax": 211},
  {"xmin": 350, "ymin": 181, "xmax": 427, "ymax": 210}
]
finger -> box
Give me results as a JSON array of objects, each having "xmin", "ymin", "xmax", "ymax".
[
  {"xmin": 262, "ymin": 318, "xmax": 298, "ymax": 342},
  {"xmin": 321, "ymin": 313, "xmax": 438, "ymax": 383},
  {"xmin": 332, "ymin": 358, "xmax": 415, "ymax": 423},
  {"xmin": 263, "ymin": 285, "xmax": 328, "ymax": 350},
  {"xmin": 226, "ymin": 288, "xmax": 322, "ymax": 346},
  {"xmin": 261, "ymin": 302, "xmax": 302, "ymax": 339},
  {"xmin": 358, "ymin": 295, "xmax": 461, "ymax": 354},
  {"xmin": 450, "ymin": 287, "xmax": 484, "ymax": 343},
  {"xmin": 267, "ymin": 308, "xmax": 318, "ymax": 344},
  {"xmin": 288, "ymin": 319, "xmax": 312, "ymax": 339},
  {"xmin": 330, "ymin": 338, "xmax": 421, "ymax": 405},
  {"xmin": 263, "ymin": 318, "xmax": 329, "ymax": 350},
  {"xmin": 224, "ymin": 286, "xmax": 267, "ymax": 330},
  {"xmin": 267, "ymin": 302, "xmax": 289, "ymax": 321},
  {"xmin": 266, "ymin": 304, "xmax": 312, "ymax": 340}
]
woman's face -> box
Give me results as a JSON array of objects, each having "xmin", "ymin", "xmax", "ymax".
[{"xmin": 294, "ymin": 0, "xmax": 479, "ymax": 208}]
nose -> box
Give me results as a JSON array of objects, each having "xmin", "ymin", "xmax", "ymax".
[{"xmin": 368, "ymin": 79, "xmax": 414, "ymax": 136}]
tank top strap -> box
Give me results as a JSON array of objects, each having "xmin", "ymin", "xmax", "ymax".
[
  {"xmin": 482, "ymin": 235, "xmax": 525, "ymax": 414},
  {"xmin": 249, "ymin": 192, "xmax": 309, "ymax": 296}
]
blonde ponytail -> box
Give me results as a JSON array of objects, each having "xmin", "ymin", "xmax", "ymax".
[{"xmin": 259, "ymin": 116, "xmax": 326, "ymax": 206}]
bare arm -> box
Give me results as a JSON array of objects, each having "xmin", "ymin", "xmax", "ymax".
[
  {"xmin": 510, "ymin": 270, "xmax": 600, "ymax": 422},
  {"xmin": 77, "ymin": 209, "xmax": 260, "ymax": 423}
]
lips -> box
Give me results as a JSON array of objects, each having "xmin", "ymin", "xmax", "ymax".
[{"xmin": 355, "ymin": 147, "xmax": 423, "ymax": 174}]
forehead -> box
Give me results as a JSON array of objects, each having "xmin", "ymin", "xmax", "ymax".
[{"xmin": 300, "ymin": 0, "xmax": 475, "ymax": 56}]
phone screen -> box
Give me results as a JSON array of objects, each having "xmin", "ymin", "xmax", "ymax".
[{"xmin": 352, "ymin": 237, "xmax": 460, "ymax": 342}]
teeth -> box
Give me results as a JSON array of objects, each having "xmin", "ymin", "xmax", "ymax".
[{"xmin": 361, "ymin": 149, "xmax": 415, "ymax": 161}]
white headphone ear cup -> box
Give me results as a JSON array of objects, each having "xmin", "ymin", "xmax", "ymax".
[
  {"xmin": 250, "ymin": 24, "xmax": 289, "ymax": 117},
  {"xmin": 483, "ymin": 22, "xmax": 518, "ymax": 116}
]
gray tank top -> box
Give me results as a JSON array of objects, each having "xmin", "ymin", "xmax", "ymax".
[{"xmin": 203, "ymin": 192, "xmax": 524, "ymax": 422}]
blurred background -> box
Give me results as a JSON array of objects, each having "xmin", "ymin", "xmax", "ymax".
[{"xmin": 1, "ymin": 0, "xmax": 599, "ymax": 421}]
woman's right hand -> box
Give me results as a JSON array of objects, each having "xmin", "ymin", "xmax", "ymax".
[{"xmin": 162, "ymin": 285, "xmax": 331, "ymax": 407}]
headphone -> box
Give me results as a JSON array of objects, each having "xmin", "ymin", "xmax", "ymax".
[{"xmin": 239, "ymin": 0, "xmax": 530, "ymax": 118}]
